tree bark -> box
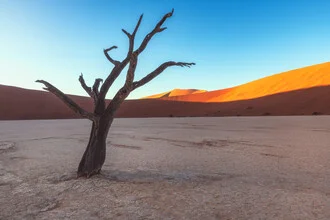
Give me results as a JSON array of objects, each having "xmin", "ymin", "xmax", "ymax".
[{"xmin": 77, "ymin": 116, "xmax": 113, "ymax": 177}]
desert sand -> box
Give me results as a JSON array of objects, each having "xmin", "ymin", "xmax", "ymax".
[
  {"xmin": 1, "ymin": 117, "xmax": 329, "ymax": 219},
  {"xmin": 146, "ymin": 62, "xmax": 330, "ymax": 103},
  {"xmin": 2, "ymin": 62, "xmax": 330, "ymax": 120}
]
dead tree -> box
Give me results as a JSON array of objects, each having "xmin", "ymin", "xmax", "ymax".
[{"xmin": 36, "ymin": 9, "xmax": 195, "ymax": 178}]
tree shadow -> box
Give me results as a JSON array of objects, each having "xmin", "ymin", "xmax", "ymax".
[
  {"xmin": 44, "ymin": 168, "xmax": 241, "ymax": 186},
  {"xmin": 97, "ymin": 169, "xmax": 239, "ymax": 183}
]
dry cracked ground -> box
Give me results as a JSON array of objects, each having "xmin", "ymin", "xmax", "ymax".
[{"xmin": 0, "ymin": 117, "xmax": 330, "ymax": 219}]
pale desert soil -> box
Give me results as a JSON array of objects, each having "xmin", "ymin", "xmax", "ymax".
[{"xmin": 0, "ymin": 117, "xmax": 329, "ymax": 219}]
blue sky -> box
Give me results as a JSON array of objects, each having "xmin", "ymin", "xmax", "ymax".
[{"xmin": 1, "ymin": 0, "xmax": 330, "ymax": 99}]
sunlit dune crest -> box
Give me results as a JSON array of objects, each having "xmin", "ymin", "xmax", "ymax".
[
  {"xmin": 142, "ymin": 89, "xmax": 207, "ymax": 99},
  {"xmin": 147, "ymin": 62, "xmax": 330, "ymax": 102}
]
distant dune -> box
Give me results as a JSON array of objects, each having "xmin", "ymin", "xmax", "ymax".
[
  {"xmin": 142, "ymin": 89, "xmax": 207, "ymax": 99},
  {"xmin": 1, "ymin": 62, "xmax": 330, "ymax": 120},
  {"xmin": 148, "ymin": 62, "xmax": 330, "ymax": 103}
]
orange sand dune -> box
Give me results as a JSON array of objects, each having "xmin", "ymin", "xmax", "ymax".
[
  {"xmin": 143, "ymin": 89, "xmax": 207, "ymax": 99},
  {"xmin": 156, "ymin": 62, "xmax": 330, "ymax": 102},
  {"xmin": 1, "ymin": 84, "xmax": 330, "ymax": 120},
  {"xmin": 1, "ymin": 62, "xmax": 330, "ymax": 120}
]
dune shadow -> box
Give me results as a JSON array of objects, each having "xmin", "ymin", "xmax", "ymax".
[{"xmin": 3, "ymin": 84, "xmax": 330, "ymax": 120}]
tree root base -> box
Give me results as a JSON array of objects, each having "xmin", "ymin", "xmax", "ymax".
[{"xmin": 77, "ymin": 169, "xmax": 101, "ymax": 179}]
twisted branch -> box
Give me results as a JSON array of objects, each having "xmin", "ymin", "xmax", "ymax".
[
  {"xmin": 99, "ymin": 14, "xmax": 144, "ymax": 100},
  {"xmin": 103, "ymin": 46, "xmax": 120, "ymax": 66},
  {"xmin": 36, "ymin": 80, "xmax": 96, "ymax": 121},
  {"xmin": 135, "ymin": 9, "xmax": 174, "ymax": 55},
  {"xmin": 92, "ymin": 78, "xmax": 103, "ymax": 97},
  {"xmin": 79, "ymin": 74, "xmax": 103, "ymax": 104},
  {"xmin": 105, "ymin": 52, "xmax": 138, "ymax": 115},
  {"xmin": 132, "ymin": 62, "xmax": 195, "ymax": 90},
  {"xmin": 122, "ymin": 14, "xmax": 143, "ymax": 56},
  {"xmin": 79, "ymin": 73, "xmax": 93, "ymax": 98}
]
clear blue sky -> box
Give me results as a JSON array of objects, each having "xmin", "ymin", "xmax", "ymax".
[{"xmin": 1, "ymin": 0, "xmax": 330, "ymax": 99}]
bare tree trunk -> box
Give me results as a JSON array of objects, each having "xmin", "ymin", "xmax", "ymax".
[{"xmin": 77, "ymin": 116, "xmax": 113, "ymax": 177}]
